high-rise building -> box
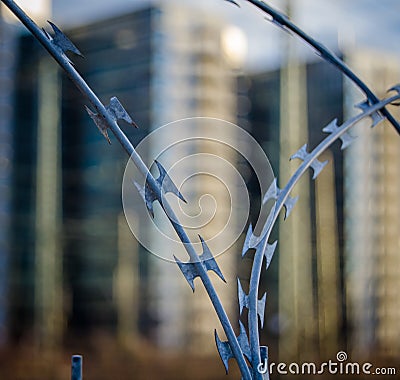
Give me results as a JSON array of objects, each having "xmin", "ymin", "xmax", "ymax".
[
  {"xmin": 0, "ymin": 9, "xmax": 17, "ymax": 347},
  {"xmin": 344, "ymin": 49, "xmax": 400, "ymax": 359},
  {"xmin": 146, "ymin": 4, "xmax": 240, "ymax": 352},
  {"xmin": 61, "ymin": 5, "xmax": 153, "ymax": 337},
  {"xmin": 248, "ymin": 49, "xmax": 400, "ymax": 363},
  {"xmin": 7, "ymin": 1, "xmax": 242, "ymax": 354},
  {"xmin": 247, "ymin": 59, "xmax": 344, "ymax": 361},
  {"xmin": 3, "ymin": 0, "xmax": 60, "ymax": 350}
]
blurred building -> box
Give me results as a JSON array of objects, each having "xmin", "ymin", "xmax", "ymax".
[
  {"xmin": 61, "ymin": 5, "xmax": 153, "ymax": 342},
  {"xmin": 8, "ymin": 2, "xmax": 242, "ymax": 354},
  {"xmin": 5, "ymin": 0, "xmax": 400, "ymax": 368},
  {"xmin": 0, "ymin": 8, "xmax": 18, "ymax": 347},
  {"xmin": 344, "ymin": 49, "xmax": 400, "ymax": 359},
  {"xmin": 10, "ymin": 16, "xmax": 63, "ymax": 355},
  {"xmin": 145, "ymin": 4, "xmax": 239, "ymax": 352},
  {"xmin": 247, "ymin": 58, "xmax": 344, "ymax": 361},
  {"xmin": 248, "ymin": 48, "xmax": 400, "ymax": 363}
]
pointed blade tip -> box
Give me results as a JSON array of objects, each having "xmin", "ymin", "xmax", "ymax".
[{"xmin": 225, "ymin": 0, "xmax": 240, "ymax": 7}]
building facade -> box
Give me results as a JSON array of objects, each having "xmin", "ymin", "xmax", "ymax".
[
  {"xmin": 0, "ymin": 9, "xmax": 17, "ymax": 347},
  {"xmin": 344, "ymin": 49, "xmax": 400, "ymax": 359},
  {"xmin": 248, "ymin": 58, "xmax": 344, "ymax": 361},
  {"xmin": 10, "ymin": 3, "xmax": 241, "ymax": 353},
  {"xmin": 248, "ymin": 50, "xmax": 400, "ymax": 363}
]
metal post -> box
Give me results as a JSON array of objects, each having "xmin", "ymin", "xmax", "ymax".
[{"xmin": 71, "ymin": 355, "xmax": 83, "ymax": 380}]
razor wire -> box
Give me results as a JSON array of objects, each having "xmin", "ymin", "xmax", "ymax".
[{"xmin": 2, "ymin": 1, "xmax": 400, "ymax": 379}]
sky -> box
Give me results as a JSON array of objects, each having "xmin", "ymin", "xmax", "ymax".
[{"xmin": 45, "ymin": 0, "xmax": 400, "ymax": 71}]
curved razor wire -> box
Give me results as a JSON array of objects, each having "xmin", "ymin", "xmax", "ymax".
[
  {"xmin": 4, "ymin": 0, "xmax": 400, "ymax": 378},
  {"xmin": 0, "ymin": 1, "xmax": 252, "ymax": 379},
  {"xmin": 224, "ymin": 1, "xmax": 400, "ymax": 377},
  {"xmin": 227, "ymin": 0, "xmax": 400, "ymax": 136},
  {"xmin": 241, "ymin": 91, "xmax": 400, "ymax": 378}
]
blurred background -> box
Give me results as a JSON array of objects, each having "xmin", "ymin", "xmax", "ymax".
[{"xmin": 0, "ymin": 0, "xmax": 400, "ymax": 379}]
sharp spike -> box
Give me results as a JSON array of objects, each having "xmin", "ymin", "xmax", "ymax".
[
  {"xmin": 388, "ymin": 84, "xmax": 400, "ymax": 96},
  {"xmin": 388, "ymin": 85, "xmax": 400, "ymax": 106},
  {"xmin": 215, "ymin": 322, "xmax": 251, "ymax": 373},
  {"xmin": 371, "ymin": 112, "xmax": 384, "ymax": 128},
  {"xmin": 257, "ymin": 293, "xmax": 267, "ymax": 329},
  {"xmin": 198, "ymin": 235, "xmax": 213, "ymax": 261},
  {"xmin": 246, "ymin": 204, "xmax": 277, "ymax": 258},
  {"xmin": 311, "ymin": 158, "xmax": 329, "ymax": 180},
  {"xmin": 284, "ymin": 195, "xmax": 299, "ymax": 219},
  {"xmin": 263, "ymin": 241, "xmax": 277, "ymax": 270},
  {"xmin": 322, "ymin": 118, "xmax": 356, "ymax": 150},
  {"xmin": 354, "ymin": 100, "xmax": 369, "ymax": 111},
  {"xmin": 237, "ymin": 279, "xmax": 248, "ymax": 315},
  {"xmin": 199, "ymin": 236, "xmax": 226, "ymax": 283},
  {"xmin": 290, "ymin": 144, "xmax": 328, "ymax": 180},
  {"xmin": 224, "ymin": 0, "xmax": 240, "ymax": 7},
  {"xmin": 144, "ymin": 183, "xmax": 158, "ymax": 218},
  {"xmin": 250, "ymin": 234, "xmax": 262, "ymax": 254},
  {"xmin": 262, "ymin": 6, "xmax": 294, "ymax": 34},
  {"xmin": 155, "ymin": 161, "xmax": 187, "ymax": 203},
  {"xmin": 237, "ymin": 321, "xmax": 252, "ymax": 361},
  {"xmin": 355, "ymin": 100, "xmax": 384, "ymax": 128},
  {"xmin": 174, "ymin": 256, "xmax": 196, "ymax": 292},
  {"xmin": 133, "ymin": 181, "xmax": 155, "ymax": 218},
  {"xmin": 107, "ymin": 96, "xmax": 138, "ymax": 128},
  {"xmin": 133, "ymin": 181, "xmax": 145, "ymax": 201},
  {"xmin": 214, "ymin": 330, "xmax": 231, "ymax": 373},
  {"xmin": 242, "ymin": 223, "xmax": 254, "ymax": 257},
  {"xmin": 47, "ymin": 21, "xmax": 83, "ymax": 57},
  {"xmin": 84, "ymin": 106, "xmax": 111, "ymax": 144},
  {"xmin": 133, "ymin": 159, "xmax": 187, "ymax": 220},
  {"xmin": 85, "ymin": 98, "xmax": 138, "ymax": 144},
  {"xmin": 258, "ymin": 205, "xmax": 276, "ymax": 246},
  {"xmin": 252, "ymin": 226, "xmax": 266, "ymax": 251},
  {"xmin": 262, "ymin": 178, "xmax": 279, "ymax": 204},
  {"xmin": 269, "ymin": 17, "xmax": 292, "ymax": 35},
  {"xmin": 42, "ymin": 27, "xmax": 51, "ymax": 40},
  {"xmin": 175, "ymin": 237, "xmax": 225, "ymax": 291},
  {"xmin": 290, "ymin": 144, "xmax": 308, "ymax": 162},
  {"xmin": 237, "ymin": 279, "xmax": 265, "ymax": 326},
  {"xmin": 134, "ymin": 162, "xmax": 175, "ymax": 219}
]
